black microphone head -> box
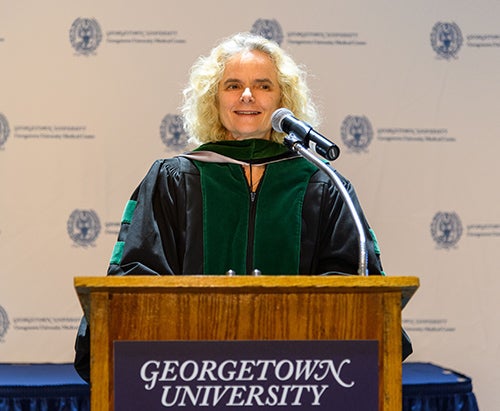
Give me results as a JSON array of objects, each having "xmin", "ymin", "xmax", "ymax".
[{"xmin": 271, "ymin": 108, "xmax": 293, "ymax": 133}]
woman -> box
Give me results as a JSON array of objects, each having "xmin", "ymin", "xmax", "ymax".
[
  {"xmin": 75, "ymin": 32, "xmax": 407, "ymax": 382},
  {"xmin": 107, "ymin": 32, "xmax": 383, "ymax": 276}
]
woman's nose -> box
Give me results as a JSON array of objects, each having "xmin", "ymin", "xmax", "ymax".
[{"xmin": 240, "ymin": 87, "xmax": 255, "ymax": 103}]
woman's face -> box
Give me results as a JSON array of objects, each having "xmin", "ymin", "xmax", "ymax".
[{"xmin": 217, "ymin": 50, "xmax": 281, "ymax": 141}]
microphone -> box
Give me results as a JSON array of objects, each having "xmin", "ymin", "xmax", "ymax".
[
  {"xmin": 272, "ymin": 108, "xmax": 366, "ymax": 274},
  {"xmin": 271, "ymin": 108, "xmax": 340, "ymax": 161}
]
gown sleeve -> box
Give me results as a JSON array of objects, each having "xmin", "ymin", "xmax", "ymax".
[
  {"xmin": 107, "ymin": 159, "xmax": 184, "ymax": 276},
  {"xmin": 312, "ymin": 169, "xmax": 384, "ymax": 276}
]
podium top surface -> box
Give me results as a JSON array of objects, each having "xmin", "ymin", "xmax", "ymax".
[{"xmin": 74, "ymin": 275, "xmax": 419, "ymax": 311}]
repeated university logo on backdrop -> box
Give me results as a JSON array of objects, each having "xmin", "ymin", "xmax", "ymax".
[
  {"xmin": 250, "ymin": 19, "xmax": 284, "ymax": 45},
  {"xmin": 0, "ymin": 113, "xmax": 10, "ymax": 149},
  {"xmin": 160, "ymin": 114, "xmax": 188, "ymax": 149},
  {"xmin": 67, "ymin": 209, "xmax": 101, "ymax": 247},
  {"xmin": 430, "ymin": 212, "xmax": 463, "ymax": 249},
  {"xmin": 69, "ymin": 18, "xmax": 103, "ymax": 55},
  {"xmin": 0, "ymin": 305, "xmax": 10, "ymax": 342},
  {"xmin": 340, "ymin": 115, "xmax": 373, "ymax": 153},
  {"xmin": 430, "ymin": 22, "xmax": 463, "ymax": 59}
]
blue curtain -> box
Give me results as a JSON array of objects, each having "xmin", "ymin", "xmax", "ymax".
[
  {"xmin": 403, "ymin": 393, "xmax": 479, "ymax": 411},
  {"xmin": 402, "ymin": 363, "xmax": 480, "ymax": 411},
  {"xmin": 0, "ymin": 395, "xmax": 89, "ymax": 411}
]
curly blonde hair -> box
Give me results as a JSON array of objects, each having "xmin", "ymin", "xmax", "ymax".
[{"xmin": 181, "ymin": 32, "xmax": 319, "ymax": 144}]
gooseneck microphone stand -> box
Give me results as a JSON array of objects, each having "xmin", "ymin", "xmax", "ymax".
[{"xmin": 283, "ymin": 133, "xmax": 368, "ymax": 276}]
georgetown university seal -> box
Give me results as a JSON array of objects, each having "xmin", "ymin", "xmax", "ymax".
[
  {"xmin": 340, "ymin": 115, "xmax": 373, "ymax": 152},
  {"xmin": 431, "ymin": 211, "xmax": 463, "ymax": 249},
  {"xmin": 160, "ymin": 114, "xmax": 187, "ymax": 149},
  {"xmin": 0, "ymin": 113, "xmax": 10, "ymax": 149},
  {"xmin": 0, "ymin": 305, "xmax": 9, "ymax": 341},
  {"xmin": 251, "ymin": 19, "xmax": 284, "ymax": 46},
  {"xmin": 67, "ymin": 209, "xmax": 101, "ymax": 246},
  {"xmin": 430, "ymin": 22, "xmax": 463, "ymax": 59},
  {"xmin": 69, "ymin": 18, "xmax": 102, "ymax": 55}
]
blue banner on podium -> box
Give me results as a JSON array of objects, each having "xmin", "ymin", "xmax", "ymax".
[{"xmin": 114, "ymin": 340, "xmax": 378, "ymax": 410}]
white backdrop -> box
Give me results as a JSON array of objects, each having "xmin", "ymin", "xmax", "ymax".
[{"xmin": 1, "ymin": 1, "xmax": 499, "ymax": 408}]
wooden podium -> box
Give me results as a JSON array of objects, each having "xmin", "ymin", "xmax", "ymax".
[{"xmin": 75, "ymin": 275, "xmax": 419, "ymax": 411}]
